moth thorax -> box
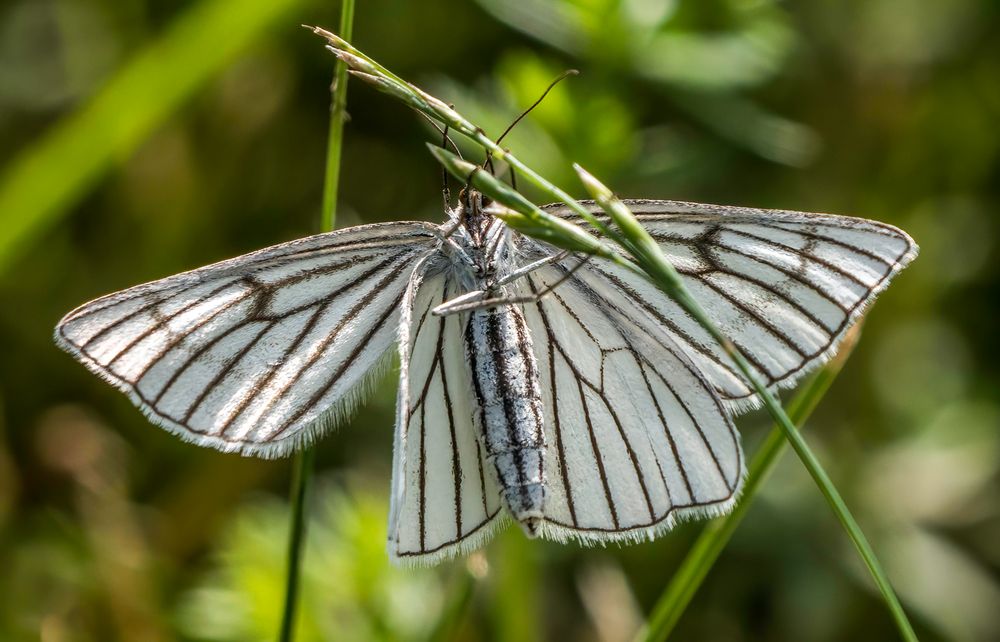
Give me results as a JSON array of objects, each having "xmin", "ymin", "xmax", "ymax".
[{"xmin": 459, "ymin": 188, "xmax": 494, "ymax": 247}]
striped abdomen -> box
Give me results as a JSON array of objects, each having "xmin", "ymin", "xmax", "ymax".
[{"xmin": 464, "ymin": 304, "xmax": 546, "ymax": 536}]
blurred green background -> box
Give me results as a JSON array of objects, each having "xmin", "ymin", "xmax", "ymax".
[{"xmin": 1, "ymin": 0, "xmax": 998, "ymax": 640}]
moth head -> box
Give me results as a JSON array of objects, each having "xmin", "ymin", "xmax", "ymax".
[
  {"xmin": 456, "ymin": 188, "xmax": 495, "ymax": 246},
  {"xmin": 457, "ymin": 187, "xmax": 490, "ymax": 211}
]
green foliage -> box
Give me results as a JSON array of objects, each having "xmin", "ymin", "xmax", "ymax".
[{"xmin": 176, "ymin": 483, "xmax": 447, "ymax": 641}]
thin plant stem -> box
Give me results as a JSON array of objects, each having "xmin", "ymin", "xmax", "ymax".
[
  {"xmin": 279, "ymin": 4, "xmax": 354, "ymax": 641},
  {"xmin": 321, "ymin": 0, "xmax": 355, "ymax": 231},
  {"xmin": 306, "ymin": 33, "xmax": 916, "ymax": 641},
  {"xmin": 278, "ymin": 447, "xmax": 315, "ymax": 642},
  {"xmin": 637, "ymin": 327, "xmax": 861, "ymax": 642}
]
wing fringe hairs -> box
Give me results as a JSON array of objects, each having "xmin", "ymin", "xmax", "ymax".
[
  {"xmin": 55, "ymin": 329, "xmax": 399, "ymax": 459},
  {"xmin": 391, "ymin": 514, "xmax": 512, "ymax": 568},
  {"xmin": 539, "ymin": 481, "xmax": 744, "ymax": 548}
]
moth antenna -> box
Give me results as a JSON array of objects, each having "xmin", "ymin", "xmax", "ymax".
[
  {"xmin": 416, "ymin": 110, "xmax": 463, "ymax": 159},
  {"xmin": 482, "ymin": 69, "xmax": 579, "ymax": 178},
  {"xmin": 441, "ymin": 123, "xmax": 452, "ymax": 209},
  {"xmin": 496, "ymin": 69, "xmax": 578, "ymax": 147}
]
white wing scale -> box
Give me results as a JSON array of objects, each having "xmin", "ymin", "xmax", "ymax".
[
  {"xmin": 55, "ymin": 222, "xmax": 437, "ymax": 457},
  {"xmin": 389, "ymin": 260, "xmax": 504, "ymax": 564}
]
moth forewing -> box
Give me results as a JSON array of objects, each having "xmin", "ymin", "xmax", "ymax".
[{"xmin": 54, "ymin": 222, "xmax": 438, "ymax": 457}]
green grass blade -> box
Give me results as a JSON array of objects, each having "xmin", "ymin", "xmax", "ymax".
[
  {"xmin": 320, "ymin": 0, "xmax": 356, "ymax": 230},
  {"xmin": 279, "ymin": 4, "xmax": 355, "ymax": 641},
  {"xmin": 751, "ymin": 375, "xmax": 919, "ymax": 642},
  {"xmin": 0, "ymin": 0, "xmax": 303, "ymax": 273},
  {"xmin": 278, "ymin": 447, "xmax": 315, "ymax": 642},
  {"xmin": 637, "ymin": 329, "xmax": 861, "ymax": 642}
]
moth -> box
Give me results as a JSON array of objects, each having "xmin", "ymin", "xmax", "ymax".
[{"xmin": 55, "ymin": 185, "xmax": 916, "ymax": 563}]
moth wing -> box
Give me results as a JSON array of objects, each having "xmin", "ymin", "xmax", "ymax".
[
  {"xmin": 520, "ymin": 260, "xmax": 743, "ymax": 543},
  {"xmin": 55, "ymin": 222, "xmax": 436, "ymax": 457},
  {"xmin": 542, "ymin": 200, "xmax": 917, "ymax": 410},
  {"xmin": 388, "ymin": 261, "xmax": 504, "ymax": 565}
]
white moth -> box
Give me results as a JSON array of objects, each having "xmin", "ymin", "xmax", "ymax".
[{"xmin": 54, "ymin": 192, "xmax": 917, "ymax": 564}]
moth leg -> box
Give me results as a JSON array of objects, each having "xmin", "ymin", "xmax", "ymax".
[
  {"xmin": 430, "ymin": 290, "xmax": 548, "ymax": 316},
  {"xmin": 431, "ymin": 289, "xmax": 490, "ymax": 316},
  {"xmin": 492, "ymin": 251, "xmax": 572, "ymax": 288},
  {"xmin": 432, "ymin": 254, "xmax": 590, "ymax": 316},
  {"xmin": 431, "ymin": 221, "xmax": 477, "ymax": 270}
]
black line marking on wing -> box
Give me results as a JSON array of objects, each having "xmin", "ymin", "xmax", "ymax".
[
  {"xmin": 435, "ymin": 287, "xmax": 464, "ymax": 540},
  {"xmin": 266, "ymin": 288, "xmax": 405, "ymax": 442},
  {"xmin": 418, "ymin": 370, "xmax": 428, "ymax": 551},
  {"xmin": 753, "ymin": 220, "xmax": 894, "ymax": 267},
  {"xmin": 547, "ymin": 334, "xmax": 577, "ymax": 526},
  {"xmin": 724, "ymin": 228, "xmax": 869, "ymax": 288},
  {"xmin": 635, "ymin": 360, "xmax": 690, "ymax": 500},
  {"xmin": 696, "ymin": 277, "xmax": 810, "ymax": 359},
  {"xmin": 104, "ymin": 281, "xmax": 244, "ymax": 367},
  {"xmin": 576, "ymin": 375, "xmax": 619, "ymax": 529},
  {"xmin": 174, "ymin": 321, "xmax": 276, "ymax": 421},
  {"xmin": 589, "ymin": 377, "xmax": 656, "ymax": 521},
  {"xmin": 524, "ymin": 263, "xmax": 742, "ymax": 532}
]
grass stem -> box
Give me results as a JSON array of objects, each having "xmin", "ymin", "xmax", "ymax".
[
  {"xmin": 637, "ymin": 328, "xmax": 860, "ymax": 641},
  {"xmin": 278, "ymin": 447, "xmax": 315, "ymax": 642},
  {"xmin": 321, "ymin": 0, "xmax": 355, "ymax": 231},
  {"xmin": 279, "ymin": 3, "xmax": 354, "ymax": 640}
]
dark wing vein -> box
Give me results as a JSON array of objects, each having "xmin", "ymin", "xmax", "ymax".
[
  {"xmin": 56, "ymin": 224, "xmax": 436, "ymax": 455},
  {"xmin": 525, "ymin": 264, "xmax": 741, "ymax": 536}
]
